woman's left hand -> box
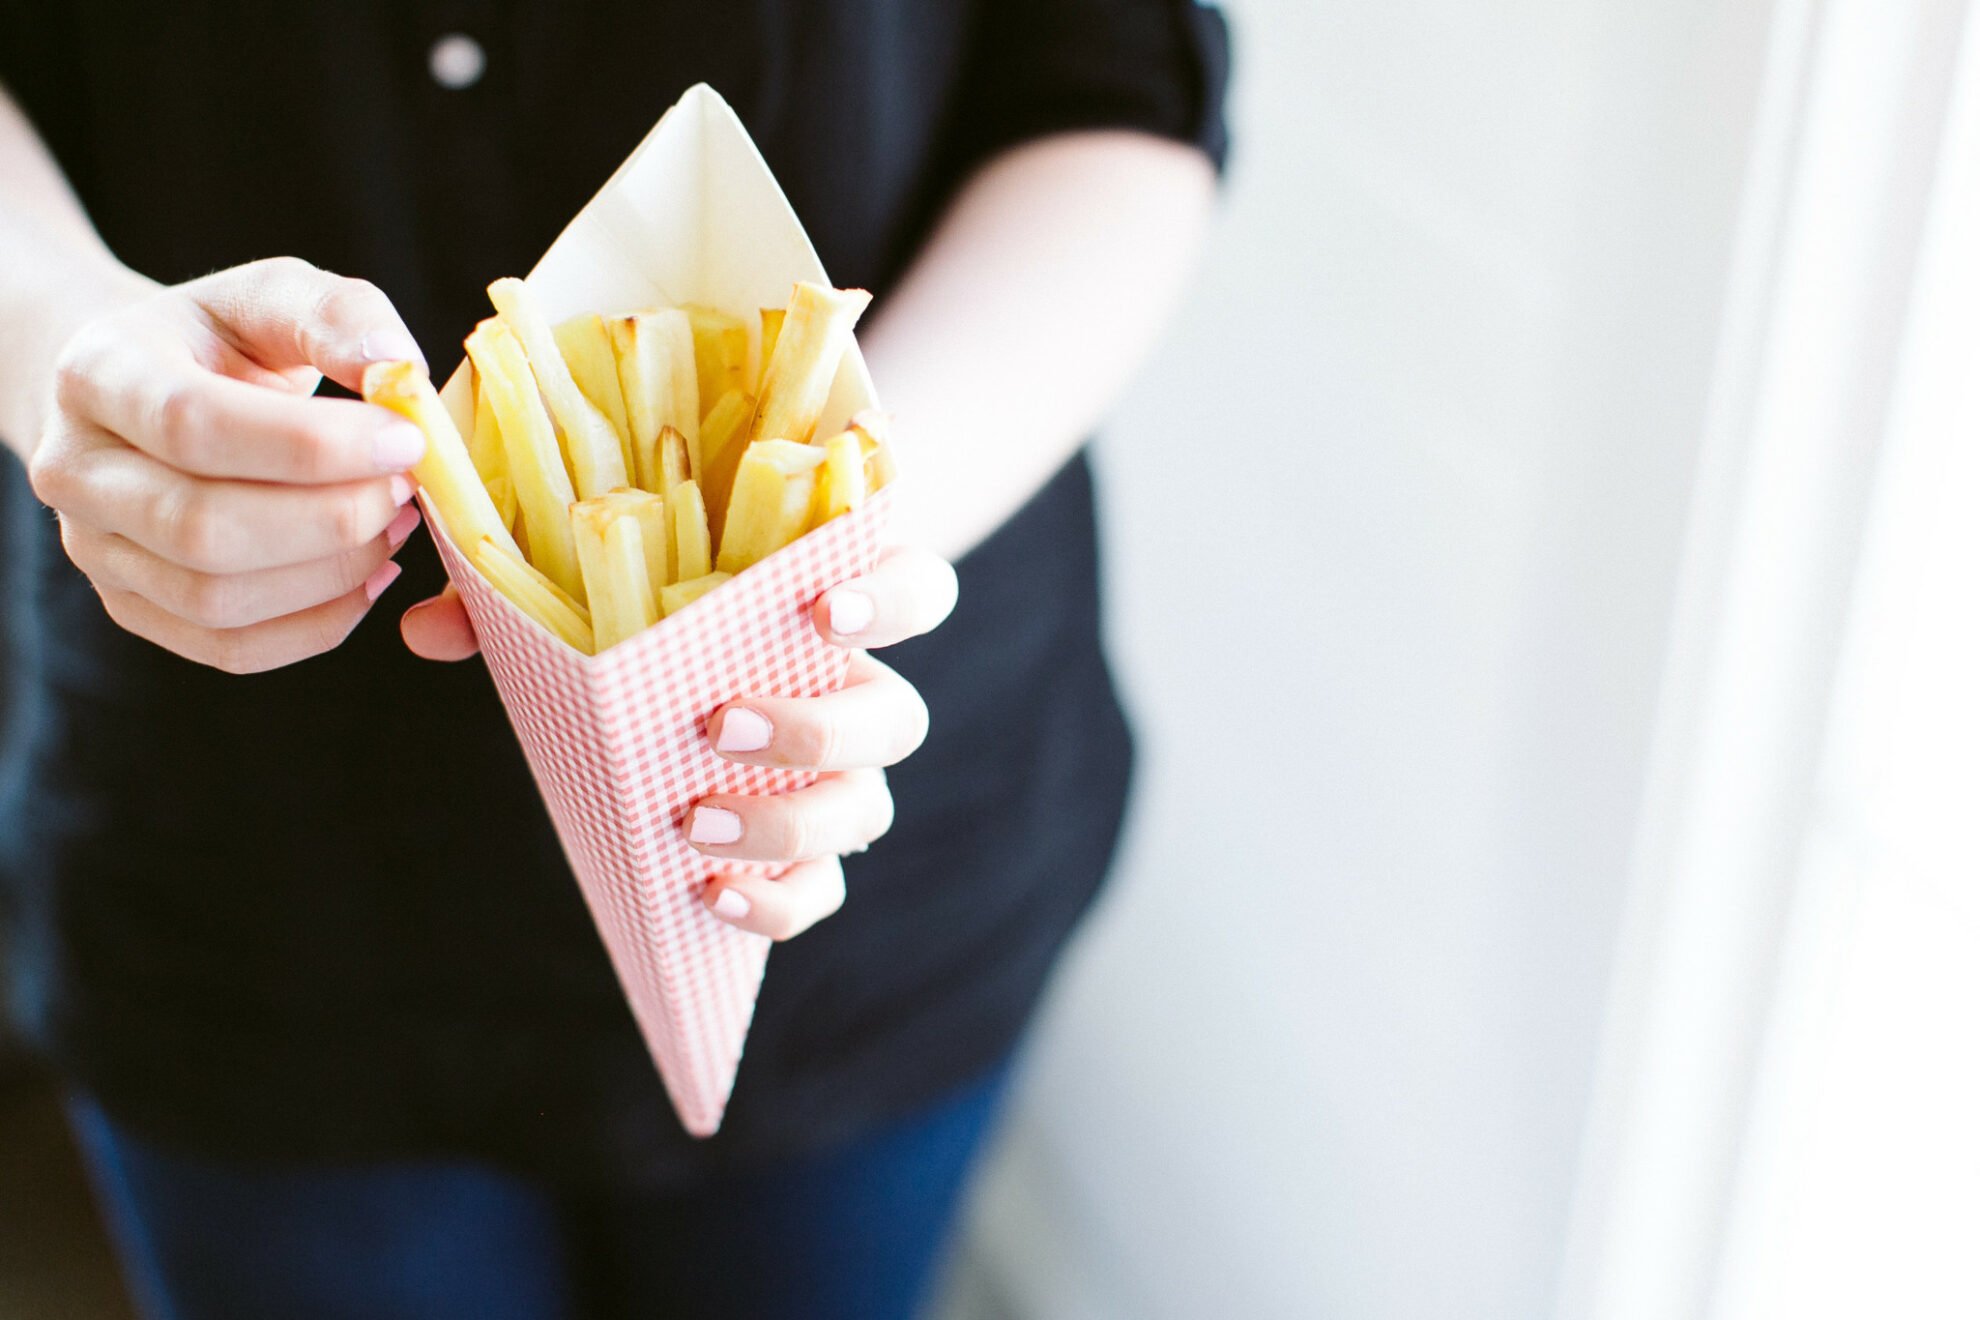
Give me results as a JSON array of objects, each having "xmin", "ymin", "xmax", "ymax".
[{"xmin": 400, "ymin": 544, "xmax": 960, "ymax": 939}]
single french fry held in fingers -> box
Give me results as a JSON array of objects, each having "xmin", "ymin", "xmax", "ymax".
[
  {"xmin": 659, "ymin": 570, "xmax": 733, "ymax": 617},
  {"xmin": 696, "ymin": 388, "xmax": 755, "ymax": 542},
  {"xmin": 748, "ymin": 282, "xmax": 873, "ymax": 450},
  {"xmin": 361, "ymin": 361, "xmax": 519, "ymax": 560},
  {"xmin": 683, "ymin": 305, "xmax": 749, "ymax": 414},
  {"xmin": 465, "ymin": 320, "xmax": 585, "ymax": 602},
  {"xmin": 757, "ymin": 306, "xmax": 785, "ymax": 389},
  {"xmin": 810, "ymin": 429, "xmax": 866, "ymax": 529},
  {"xmin": 571, "ymin": 500, "xmax": 660, "ymax": 651},
  {"xmin": 717, "ymin": 440, "xmax": 825, "ymax": 575},
  {"xmin": 611, "ymin": 309, "xmax": 699, "ymax": 478},
  {"xmin": 472, "ymin": 536, "xmax": 594, "ymax": 654},
  {"xmin": 670, "ymin": 480, "xmax": 712, "ymax": 582},
  {"xmin": 555, "ymin": 312, "xmax": 636, "ymax": 480},
  {"xmin": 488, "ymin": 277, "xmax": 629, "ymax": 498}
]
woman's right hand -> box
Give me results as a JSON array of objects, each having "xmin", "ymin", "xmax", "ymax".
[{"xmin": 27, "ymin": 257, "xmax": 433, "ymax": 673}]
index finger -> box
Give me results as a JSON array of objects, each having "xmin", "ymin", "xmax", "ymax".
[
  {"xmin": 58, "ymin": 328, "xmax": 426, "ymax": 484},
  {"xmin": 810, "ymin": 545, "xmax": 958, "ymax": 650}
]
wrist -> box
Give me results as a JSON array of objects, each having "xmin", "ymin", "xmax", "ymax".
[{"xmin": 1, "ymin": 250, "xmax": 154, "ymax": 461}]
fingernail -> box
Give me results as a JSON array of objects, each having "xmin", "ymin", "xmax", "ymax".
[
  {"xmin": 828, "ymin": 590, "xmax": 874, "ymax": 637},
  {"xmin": 359, "ymin": 331, "xmax": 425, "ymax": 366},
  {"xmin": 709, "ymin": 887, "xmax": 751, "ymax": 921},
  {"xmin": 715, "ymin": 708, "xmax": 772, "ymax": 753},
  {"xmin": 363, "ymin": 561, "xmax": 402, "ymax": 603},
  {"xmin": 374, "ymin": 423, "xmax": 426, "ymax": 473},
  {"xmin": 389, "ymin": 474, "xmax": 418, "ymax": 506},
  {"xmin": 689, "ymin": 806, "xmax": 743, "ymax": 845},
  {"xmin": 384, "ymin": 504, "xmax": 421, "ymax": 547}
]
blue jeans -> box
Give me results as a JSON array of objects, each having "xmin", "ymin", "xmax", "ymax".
[{"xmin": 67, "ymin": 1065, "xmax": 1011, "ymax": 1320}]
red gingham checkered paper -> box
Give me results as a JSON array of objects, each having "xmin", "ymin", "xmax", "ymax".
[{"xmin": 424, "ymin": 486, "xmax": 893, "ymax": 1136}]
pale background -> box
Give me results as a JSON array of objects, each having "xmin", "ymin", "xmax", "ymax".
[{"xmin": 945, "ymin": 2, "xmax": 1777, "ymax": 1315}]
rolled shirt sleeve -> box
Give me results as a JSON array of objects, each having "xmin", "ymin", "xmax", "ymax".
[{"xmin": 946, "ymin": 0, "xmax": 1232, "ymax": 176}]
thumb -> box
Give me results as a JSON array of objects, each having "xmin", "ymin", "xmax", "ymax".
[
  {"xmin": 184, "ymin": 256, "xmax": 425, "ymax": 393},
  {"xmin": 402, "ymin": 585, "xmax": 481, "ymax": 661}
]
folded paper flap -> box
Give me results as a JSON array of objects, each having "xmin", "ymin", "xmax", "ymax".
[{"xmin": 438, "ymin": 84, "xmax": 876, "ymax": 439}]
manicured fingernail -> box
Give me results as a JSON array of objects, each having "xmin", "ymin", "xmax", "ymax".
[
  {"xmin": 384, "ymin": 504, "xmax": 421, "ymax": 547},
  {"xmin": 828, "ymin": 590, "xmax": 874, "ymax": 637},
  {"xmin": 359, "ymin": 331, "xmax": 425, "ymax": 366},
  {"xmin": 716, "ymin": 708, "xmax": 772, "ymax": 753},
  {"xmin": 709, "ymin": 887, "xmax": 751, "ymax": 921},
  {"xmin": 374, "ymin": 423, "xmax": 426, "ymax": 473},
  {"xmin": 363, "ymin": 561, "xmax": 402, "ymax": 602},
  {"xmin": 689, "ymin": 806, "xmax": 743, "ymax": 845},
  {"xmin": 389, "ymin": 474, "xmax": 418, "ymax": 506}
]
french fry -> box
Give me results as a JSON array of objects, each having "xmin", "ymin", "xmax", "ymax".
[
  {"xmin": 716, "ymin": 440, "xmax": 825, "ymax": 574},
  {"xmin": 757, "ymin": 306, "xmax": 784, "ymax": 390},
  {"xmin": 810, "ymin": 429, "xmax": 866, "ymax": 529},
  {"xmin": 471, "ymin": 536, "xmax": 594, "ymax": 654},
  {"xmin": 748, "ymin": 282, "xmax": 872, "ymax": 448},
  {"xmin": 468, "ymin": 369, "xmax": 507, "ymax": 483},
  {"xmin": 465, "ymin": 319, "xmax": 584, "ymax": 602},
  {"xmin": 633, "ymin": 424, "xmax": 692, "ymax": 497},
  {"xmin": 555, "ymin": 312, "xmax": 636, "ymax": 481},
  {"xmin": 572, "ymin": 500, "xmax": 660, "ymax": 650},
  {"xmin": 592, "ymin": 488, "xmax": 671, "ymax": 595},
  {"xmin": 850, "ymin": 409, "xmax": 899, "ymax": 495},
  {"xmin": 683, "ymin": 305, "xmax": 749, "ymax": 413},
  {"xmin": 697, "ymin": 388, "xmax": 755, "ymax": 542},
  {"xmin": 470, "ymin": 379, "xmax": 520, "ymax": 527},
  {"xmin": 487, "ymin": 277, "xmax": 629, "ymax": 498},
  {"xmin": 610, "ymin": 309, "xmax": 699, "ymax": 481},
  {"xmin": 360, "ymin": 361, "xmax": 520, "ymax": 561},
  {"xmin": 660, "ymin": 571, "xmax": 733, "ymax": 618},
  {"xmin": 484, "ymin": 475, "xmax": 518, "ymax": 531},
  {"xmin": 671, "ymin": 480, "xmax": 712, "ymax": 582}
]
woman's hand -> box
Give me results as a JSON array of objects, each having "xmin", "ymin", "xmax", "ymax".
[
  {"xmin": 402, "ymin": 545, "xmax": 960, "ymax": 938},
  {"xmin": 26, "ymin": 257, "xmax": 429, "ymax": 673}
]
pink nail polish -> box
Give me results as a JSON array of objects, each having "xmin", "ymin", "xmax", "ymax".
[
  {"xmin": 388, "ymin": 474, "xmax": 418, "ymax": 506},
  {"xmin": 689, "ymin": 806, "xmax": 743, "ymax": 845},
  {"xmin": 359, "ymin": 331, "xmax": 425, "ymax": 366},
  {"xmin": 363, "ymin": 561, "xmax": 402, "ymax": 602},
  {"xmin": 828, "ymin": 590, "xmax": 874, "ymax": 637},
  {"xmin": 384, "ymin": 504, "xmax": 421, "ymax": 547},
  {"xmin": 716, "ymin": 708, "xmax": 772, "ymax": 753},
  {"xmin": 710, "ymin": 887, "xmax": 751, "ymax": 921},
  {"xmin": 373, "ymin": 422, "xmax": 426, "ymax": 472}
]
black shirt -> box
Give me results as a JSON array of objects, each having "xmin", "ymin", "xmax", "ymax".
[{"xmin": 0, "ymin": 0, "xmax": 1229, "ymax": 1186}]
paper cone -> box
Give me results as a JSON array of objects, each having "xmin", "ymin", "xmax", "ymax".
[{"xmin": 417, "ymin": 85, "xmax": 890, "ymax": 1137}]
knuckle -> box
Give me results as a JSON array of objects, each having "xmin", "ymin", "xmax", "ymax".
[
  {"xmin": 786, "ymin": 715, "xmax": 843, "ymax": 770},
  {"xmin": 25, "ymin": 438, "xmax": 72, "ymax": 508},
  {"xmin": 252, "ymin": 255, "xmax": 319, "ymax": 287},
  {"xmin": 324, "ymin": 488, "xmax": 373, "ymax": 548},
  {"xmin": 179, "ymin": 570, "xmax": 247, "ymax": 629},
  {"xmin": 153, "ymin": 381, "xmax": 205, "ymax": 457},
  {"xmin": 163, "ymin": 488, "xmax": 229, "ymax": 571},
  {"xmin": 50, "ymin": 330, "xmax": 105, "ymax": 412},
  {"xmin": 324, "ymin": 274, "xmax": 389, "ymax": 325},
  {"xmin": 207, "ymin": 629, "xmax": 264, "ymax": 675},
  {"xmin": 776, "ymin": 805, "xmax": 815, "ymax": 863}
]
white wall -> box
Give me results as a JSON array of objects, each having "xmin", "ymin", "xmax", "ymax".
[{"xmin": 947, "ymin": 3, "xmax": 1779, "ymax": 1316}]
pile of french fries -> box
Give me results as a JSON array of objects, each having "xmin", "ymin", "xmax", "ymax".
[{"xmin": 362, "ymin": 279, "xmax": 896, "ymax": 654}]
